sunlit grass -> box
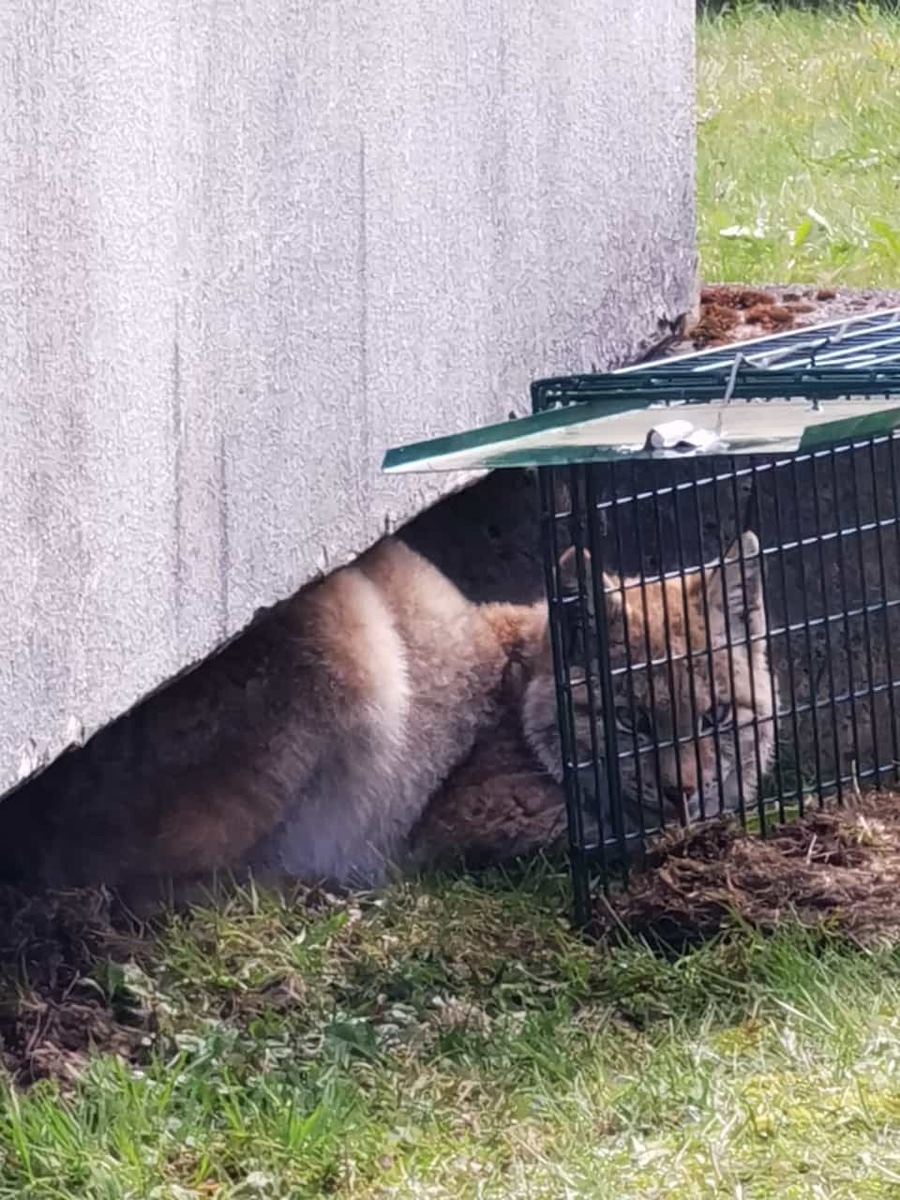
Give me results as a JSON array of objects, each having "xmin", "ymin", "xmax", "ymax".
[
  {"xmin": 3, "ymin": 872, "xmax": 900, "ymax": 1197},
  {"xmin": 699, "ymin": 2, "xmax": 900, "ymax": 286}
]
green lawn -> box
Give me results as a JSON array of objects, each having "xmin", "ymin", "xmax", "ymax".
[
  {"xmin": 699, "ymin": 2, "xmax": 900, "ymax": 287},
  {"xmin": 6, "ymin": 5, "xmax": 900, "ymax": 1198},
  {"xmin": 5, "ymin": 873, "xmax": 900, "ymax": 1199}
]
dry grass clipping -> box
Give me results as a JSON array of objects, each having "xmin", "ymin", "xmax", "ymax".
[
  {"xmin": 686, "ymin": 284, "xmax": 818, "ymax": 347},
  {"xmin": 592, "ymin": 792, "xmax": 900, "ymax": 950}
]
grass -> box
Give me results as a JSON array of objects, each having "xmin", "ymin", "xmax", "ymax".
[
  {"xmin": 698, "ymin": 2, "xmax": 900, "ymax": 286},
  {"xmin": 6, "ymin": 4, "xmax": 900, "ymax": 1197},
  {"xmin": 5, "ymin": 871, "xmax": 900, "ymax": 1198}
]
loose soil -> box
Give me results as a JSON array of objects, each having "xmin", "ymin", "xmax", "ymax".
[
  {"xmin": 642, "ymin": 282, "xmax": 900, "ymax": 359},
  {"xmin": 592, "ymin": 793, "xmax": 900, "ymax": 952},
  {"xmin": 0, "ymin": 887, "xmax": 156, "ymax": 1088}
]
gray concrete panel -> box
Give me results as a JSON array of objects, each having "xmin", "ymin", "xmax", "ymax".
[{"xmin": 0, "ymin": 0, "xmax": 696, "ymax": 794}]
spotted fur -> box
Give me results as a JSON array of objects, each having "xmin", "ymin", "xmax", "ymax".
[{"xmin": 522, "ymin": 532, "xmax": 779, "ymax": 837}]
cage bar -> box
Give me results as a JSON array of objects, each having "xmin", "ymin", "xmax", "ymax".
[{"xmin": 385, "ymin": 310, "xmax": 900, "ymax": 923}]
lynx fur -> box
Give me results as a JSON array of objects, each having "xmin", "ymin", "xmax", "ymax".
[
  {"xmin": 519, "ymin": 531, "xmax": 778, "ymax": 838},
  {"xmin": 2, "ymin": 532, "xmax": 777, "ymax": 893},
  {"xmin": 3, "ymin": 536, "xmax": 545, "ymax": 893}
]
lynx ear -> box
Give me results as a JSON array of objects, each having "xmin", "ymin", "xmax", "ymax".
[
  {"xmin": 556, "ymin": 547, "xmax": 621, "ymax": 613},
  {"xmin": 706, "ymin": 531, "xmax": 764, "ymax": 633},
  {"xmin": 557, "ymin": 545, "xmax": 587, "ymax": 596},
  {"xmin": 724, "ymin": 530, "xmax": 760, "ymax": 564}
]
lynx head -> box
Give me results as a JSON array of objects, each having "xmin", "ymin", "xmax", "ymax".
[{"xmin": 522, "ymin": 532, "xmax": 777, "ymax": 834}]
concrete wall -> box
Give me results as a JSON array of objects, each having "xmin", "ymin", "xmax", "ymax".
[{"xmin": 0, "ymin": 0, "xmax": 696, "ymax": 797}]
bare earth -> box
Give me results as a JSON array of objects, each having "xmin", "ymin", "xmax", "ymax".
[
  {"xmin": 669, "ymin": 282, "xmax": 900, "ymax": 354},
  {"xmin": 591, "ymin": 793, "xmax": 900, "ymax": 952}
]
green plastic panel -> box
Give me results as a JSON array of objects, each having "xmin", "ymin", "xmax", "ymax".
[{"xmin": 383, "ymin": 309, "xmax": 900, "ymax": 474}]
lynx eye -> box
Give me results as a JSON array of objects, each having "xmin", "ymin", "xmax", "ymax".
[
  {"xmin": 615, "ymin": 705, "xmax": 653, "ymax": 738},
  {"xmin": 699, "ymin": 702, "xmax": 732, "ymax": 732}
]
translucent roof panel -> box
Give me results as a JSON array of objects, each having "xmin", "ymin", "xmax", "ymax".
[{"xmin": 383, "ymin": 309, "xmax": 900, "ymax": 474}]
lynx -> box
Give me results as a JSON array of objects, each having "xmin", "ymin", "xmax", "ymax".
[
  {"xmin": 519, "ymin": 531, "xmax": 778, "ymax": 841},
  {"xmin": 1, "ymin": 536, "xmax": 546, "ymax": 894},
  {"xmin": 1, "ymin": 531, "xmax": 776, "ymax": 894},
  {"xmin": 413, "ymin": 532, "xmax": 778, "ymax": 867}
]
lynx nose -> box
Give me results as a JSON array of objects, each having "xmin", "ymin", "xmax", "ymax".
[{"xmin": 663, "ymin": 786, "xmax": 695, "ymax": 826}]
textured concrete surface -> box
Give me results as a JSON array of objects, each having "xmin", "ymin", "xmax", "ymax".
[{"xmin": 0, "ymin": 0, "xmax": 696, "ymax": 797}]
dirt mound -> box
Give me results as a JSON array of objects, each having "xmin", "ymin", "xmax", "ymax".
[
  {"xmin": 686, "ymin": 284, "xmax": 815, "ymax": 347},
  {"xmin": 674, "ymin": 283, "xmax": 900, "ymax": 350},
  {"xmin": 0, "ymin": 887, "xmax": 157, "ymax": 1087},
  {"xmin": 592, "ymin": 794, "xmax": 900, "ymax": 950}
]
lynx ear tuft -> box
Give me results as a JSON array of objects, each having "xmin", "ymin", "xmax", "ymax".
[
  {"xmin": 556, "ymin": 547, "xmax": 624, "ymax": 619},
  {"xmin": 557, "ymin": 546, "xmax": 592, "ymax": 596},
  {"xmin": 723, "ymin": 530, "xmax": 760, "ymax": 563},
  {"xmin": 707, "ymin": 531, "xmax": 764, "ymax": 632}
]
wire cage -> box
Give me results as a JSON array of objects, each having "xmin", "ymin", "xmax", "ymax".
[
  {"xmin": 537, "ymin": 442, "xmax": 900, "ymax": 921},
  {"xmin": 385, "ymin": 309, "xmax": 900, "ymax": 923}
]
